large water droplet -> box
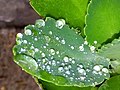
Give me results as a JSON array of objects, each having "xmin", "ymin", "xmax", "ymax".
[
  {"xmin": 63, "ymin": 56, "xmax": 69, "ymax": 62},
  {"xmin": 49, "ymin": 48, "xmax": 55, "ymax": 55},
  {"xmin": 35, "ymin": 19, "xmax": 45, "ymax": 28},
  {"xmin": 79, "ymin": 44, "xmax": 84, "ymax": 51},
  {"xmin": 61, "ymin": 39, "xmax": 66, "ymax": 44},
  {"xmin": 25, "ymin": 29, "xmax": 32, "ymax": 35},
  {"xmin": 93, "ymin": 65, "xmax": 102, "ymax": 71},
  {"xmin": 17, "ymin": 33, "xmax": 23, "ymax": 38},
  {"xmin": 56, "ymin": 19, "xmax": 65, "ymax": 29},
  {"xmin": 58, "ymin": 66, "xmax": 64, "ymax": 72},
  {"xmin": 15, "ymin": 55, "xmax": 38, "ymax": 71},
  {"xmin": 102, "ymin": 68, "xmax": 109, "ymax": 73}
]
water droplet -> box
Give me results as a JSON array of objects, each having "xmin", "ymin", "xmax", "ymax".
[
  {"xmin": 52, "ymin": 60, "xmax": 56, "ymax": 66},
  {"xmin": 46, "ymin": 65, "xmax": 51, "ymax": 71},
  {"xmin": 80, "ymin": 77, "xmax": 85, "ymax": 81},
  {"xmin": 45, "ymin": 36, "xmax": 51, "ymax": 43},
  {"xmin": 56, "ymin": 37, "xmax": 59, "ymax": 40},
  {"xmin": 71, "ymin": 46, "xmax": 75, "ymax": 50},
  {"xmin": 25, "ymin": 29, "xmax": 32, "ymax": 35},
  {"xmin": 56, "ymin": 19, "xmax": 65, "ymax": 29},
  {"xmin": 79, "ymin": 44, "xmax": 84, "ymax": 51},
  {"xmin": 49, "ymin": 49, "xmax": 55, "ymax": 55},
  {"xmin": 58, "ymin": 67, "xmax": 64, "ymax": 72},
  {"xmin": 72, "ymin": 60, "xmax": 75, "ymax": 64},
  {"xmin": 94, "ymin": 41, "xmax": 97, "ymax": 44},
  {"xmin": 102, "ymin": 68, "xmax": 109, "ymax": 73},
  {"xmin": 56, "ymin": 51, "xmax": 59, "ymax": 54},
  {"xmin": 35, "ymin": 48, "xmax": 39, "ymax": 52},
  {"xmin": 30, "ymin": 46, "xmax": 34, "ymax": 49},
  {"xmin": 65, "ymin": 70, "xmax": 70, "ymax": 75},
  {"xmin": 17, "ymin": 33, "xmax": 23, "ymax": 38},
  {"xmin": 93, "ymin": 65, "xmax": 101, "ymax": 71},
  {"xmin": 43, "ymin": 46, "xmax": 46, "ymax": 48},
  {"xmin": 34, "ymin": 38, "xmax": 38, "ymax": 41},
  {"xmin": 49, "ymin": 31, "xmax": 52, "ymax": 35},
  {"xmin": 18, "ymin": 55, "xmax": 38, "ymax": 71},
  {"xmin": 84, "ymin": 41, "xmax": 88, "ymax": 45},
  {"xmin": 41, "ymin": 53, "xmax": 45, "ymax": 57},
  {"xmin": 61, "ymin": 39, "xmax": 65, "ymax": 44},
  {"xmin": 35, "ymin": 19, "xmax": 45, "ymax": 28},
  {"xmin": 77, "ymin": 68, "xmax": 86, "ymax": 75},
  {"xmin": 23, "ymin": 40, "xmax": 27, "ymax": 44},
  {"xmin": 90, "ymin": 46, "xmax": 95, "ymax": 53},
  {"xmin": 63, "ymin": 56, "xmax": 69, "ymax": 62}
]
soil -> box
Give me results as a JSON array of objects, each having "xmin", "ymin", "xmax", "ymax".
[{"xmin": 0, "ymin": 28, "xmax": 39, "ymax": 90}]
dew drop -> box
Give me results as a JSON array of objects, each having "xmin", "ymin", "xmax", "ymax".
[
  {"xmin": 71, "ymin": 46, "xmax": 75, "ymax": 50},
  {"xmin": 56, "ymin": 19, "xmax": 65, "ymax": 29},
  {"xmin": 56, "ymin": 51, "xmax": 59, "ymax": 54},
  {"xmin": 72, "ymin": 60, "xmax": 75, "ymax": 64},
  {"xmin": 102, "ymin": 68, "xmax": 109, "ymax": 73},
  {"xmin": 49, "ymin": 48, "xmax": 55, "ymax": 55},
  {"xmin": 46, "ymin": 65, "xmax": 51, "ymax": 71},
  {"xmin": 61, "ymin": 39, "xmax": 65, "ymax": 44},
  {"xmin": 58, "ymin": 67, "xmax": 64, "ymax": 72},
  {"xmin": 63, "ymin": 56, "xmax": 69, "ymax": 62},
  {"xmin": 34, "ymin": 38, "xmax": 38, "ymax": 41},
  {"xmin": 23, "ymin": 40, "xmax": 27, "ymax": 44},
  {"xmin": 84, "ymin": 41, "xmax": 88, "ymax": 45},
  {"xmin": 79, "ymin": 44, "xmax": 84, "ymax": 51},
  {"xmin": 77, "ymin": 68, "xmax": 86, "ymax": 75},
  {"xmin": 35, "ymin": 48, "xmax": 39, "ymax": 52},
  {"xmin": 25, "ymin": 29, "xmax": 32, "ymax": 35},
  {"xmin": 94, "ymin": 41, "xmax": 97, "ymax": 44},
  {"xmin": 65, "ymin": 70, "xmax": 70, "ymax": 75},
  {"xmin": 18, "ymin": 55, "xmax": 38, "ymax": 71},
  {"xmin": 45, "ymin": 36, "xmax": 51, "ymax": 43},
  {"xmin": 17, "ymin": 33, "xmax": 23, "ymax": 38},
  {"xmin": 90, "ymin": 46, "xmax": 95, "ymax": 53},
  {"xmin": 49, "ymin": 31, "xmax": 52, "ymax": 35},
  {"xmin": 41, "ymin": 53, "xmax": 45, "ymax": 57},
  {"xmin": 35, "ymin": 19, "xmax": 45, "ymax": 28},
  {"xmin": 93, "ymin": 65, "xmax": 101, "ymax": 71}
]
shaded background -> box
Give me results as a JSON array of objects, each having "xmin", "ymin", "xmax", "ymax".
[{"xmin": 0, "ymin": 0, "xmax": 41, "ymax": 90}]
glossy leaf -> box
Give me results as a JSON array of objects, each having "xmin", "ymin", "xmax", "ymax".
[
  {"xmin": 13, "ymin": 17, "xmax": 110, "ymax": 89},
  {"xmin": 98, "ymin": 75, "xmax": 120, "ymax": 90},
  {"xmin": 30, "ymin": 0, "xmax": 89, "ymax": 29},
  {"xmin": 85, "ymin": 0, "xmax": 120, "ymax": 46}
]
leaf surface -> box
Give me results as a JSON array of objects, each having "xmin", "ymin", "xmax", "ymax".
[
  {"xmin": 13, "ymin": 17, "xmax": 110, "ymax": 89},
  {"xmin": 98, "ymin": 75, "xmax": 120, "ymax": 90}
]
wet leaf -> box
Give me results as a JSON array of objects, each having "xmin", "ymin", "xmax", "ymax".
[{"xmin": 13, "ymin": 17, "xmax": 110, "ymax": 89}]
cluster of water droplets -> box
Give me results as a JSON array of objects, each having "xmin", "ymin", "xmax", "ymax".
[{"xmin": 15, "ymin": 18, "xmax": 110, "ymax": 86}]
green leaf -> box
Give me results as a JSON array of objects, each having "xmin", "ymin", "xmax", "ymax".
[
  {"xmin": 30, "ymin": 0, "xmax": 89, "ymax": 29},
  {"xmin": 38, "ymin": 79, "xmax": 97, "ymax": 90},
  {"xmin": 98, "ymin": 38, "xmax": 120, "ymax": 74},
  {"xmin": 13, "ymin": 17, "xmax": 110, "ymax": 89},
  {"xmin": 98, "ymin": 75, "xmax": 120, "ymax": 90},
  {"xmin": 85, "ymin": 0, "xmax": 120, "ymax": 46}
]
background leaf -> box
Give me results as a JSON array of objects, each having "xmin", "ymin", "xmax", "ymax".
[
  {"xmin": 98, "ymin": 75, "xmax": 120, "ymax": 90},
  {"xmin": 98, "ymin": 37, "xmax": 120, "ymax": 74},
  {"xmin": 85, "ymin": 0, "xmax": 120, "ymax": 46},
  {"xmin": 30, "ymin": 0, "xmax": 89, "ymax": 30},
  {"xmin": 13, "ymin": 17, "xmax": 110, "ymax": 89}
]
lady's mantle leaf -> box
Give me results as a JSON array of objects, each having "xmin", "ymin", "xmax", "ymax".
[
  {"xmin": 98, "ymin": 75, "xmax": 120, "ymax": 90},
  {"xmin": 30, "ymin": 0, "xmax": 89, "ymax": 29},
  {"xmin": 85, "ymin": 0, "xmax": 120, "ymax": 46},
  {"xmin": 98, "ymin": 38, "xmax": 120, "ymax": 74},
  {"xmin": 13, "ymin": 17, "xmax": 110, "ymax": 88}
]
